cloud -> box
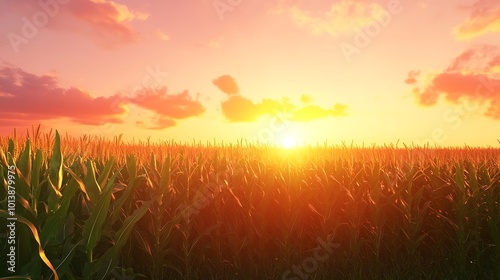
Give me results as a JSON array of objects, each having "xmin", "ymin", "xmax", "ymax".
[
  {"xmin": 485, "ymin": 99, "xmax": 500, "ymax": 119},
  {"xmin": 404, "ymin": 70, "xmax": 420, "ymax": 85},
  {"xmin": 129, "ymin": 87, "xmax": 205, "ymax": 128},
  {"xmin": 136, "ymin": 115, "xmax": 176, "ymax": 130},
  {"xmin": 6, "ymin": 0, "xmax": 147, "ymax": 47},
  {"xmin": 455, "ymin": 0, "xmax": 500, "ymax": 40},
  {"xmin": 283, "ymin": 1, "xmax": 386, "ymax": 37},
  {"xmin": 221, "ymin": 95, "xmax": 259, "ymax": 122},
  {"xmin": 129, "ymin": 88, "xmax": 205, "ymax": 119},
  {"xmin": 215, "ymin": 75, "xmax": 348, "ymax": 122},
  {"xmin": 213, "ymin": 75, "xmax": 239, "ymax": 95},
  {"xmin": 0, "ymin": 65, "xmax": 207, "ymax": 130},
  {"xmin": 300, "ymin": 94, "xmax": 312, "ymax": 104},
  {"xmin": 407, "ymin": 45, "xmax": 500, "ymax": 118},
  {"xmin": 0, "ymin": 65, "xmax": 128, "ymax": 126},
  {"xmin": 220, "ymin": 96, "xmax": 296, "ymax": 122},
  {"xmin": 10, "ymin": 0, "xmax": 148, "ymax": 46},
  {"xmin": 65, "ymin": 0, "xmax": 148, "ymax": 45},
  {"xmin": 446, "ymin": 44, "xmax": 500, "ymax": 72}
]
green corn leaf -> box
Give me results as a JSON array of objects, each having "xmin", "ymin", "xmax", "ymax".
[
  {"xmin": 0, "ymin": 210, "xmax": 59, "ymax": 280},
  {"xmin": 114, "ymin": 199, "xmax": 153, "ymax": 248},
  {"xmin": 12, "ymin": 139, "xmax": 32, "ymax": 202},
  {"xmin": 97, "ymin": 157, "xmax": 115, "ymax": 191},
  {"xmin": 47, "ymin": 132, "xmax": 64, "ymax": 214},
  {"xmin": 47, "ymin": 175, "xmax": 63, "ymax": 215},
  {"xmin": 64, "ymin": 212, "xmax": 75, "ymax": 239},
  {"xmin": 92, "ymin": 200, "xmax": 153, "ymax": 280},
  {"xmin": 126, "ymin": 154, "xmax": 137, "ymax": 180},
  {"xmin": 31, "ymin": 149, "xmax": 43, "ymax": 206},
  {"xmin": 48, "ymin": 240, "xmax": 83, "ymax": 280},
  {"xmin": 15, "ymin": 194, "xmax": 38, "ymax": 226},
  {"xmin": 20, "ymin": 252, "xmax": 43, "ymax": 279},
  {"xmin": 84, "ymin": 159, "xmax": 101, "ymax": 203},
  {"xmin": 8, "ymin": 138, "xmax": 15, "ymax": 158},
  {"xmin": 160, "ymin": 155, "xmax": 171, "ymax": 195},
  {"xmin": 49, "ymin": 131, "xmax": 63, "ymax": 191},
  {"xmin": 64, "ymin": 165, "xmax": 90, "ymax": 201},
  {"xmin": 41, "ymin": 176, "xmax": 80, "ymax": 245},
  {"xmin": 110, "ymin": 175, "xmax": 144, "ymax": 225},
  {"xmin": 82, "ymin": 169, "xmax": 120, "ymax": 253}
]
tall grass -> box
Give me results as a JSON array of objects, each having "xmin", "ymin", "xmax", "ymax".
[{"xmin": 1, "ymin": 130, "xmax": 499, "ymax": 279}]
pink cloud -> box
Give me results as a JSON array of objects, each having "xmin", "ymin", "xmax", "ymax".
[
  {"xmin": 129, "ymin": 87, "xmax": 205, "ymax": 129},
  {"xmin": 455, "ymin": 0, "xmax": 500, "ymax": 40},
  {"xmin": 404, "ymin": 70, "xmax": 420, "ymax": 85},
  {"xmin": 65, "ymin": 0, "xmax": 147, "ymax": 45},
  {"xmin": 213, "ymin": 75, "xmax": 239, "ymax": 95},
  {"xmin": 0, "ymin": 65, "xmax": 207, "ymax": 131},
  {"xmin": 447, "ymin": 45, "xmax": 500, "ymax": 72},
  {"xmin": 129, "ymin": 88, "xmax": 205, "ymax": 119},
  {"xmin": 408, "ymin": 45, "xmax": 500, "ymax": 118},
  {"xmin": 0, "ymin": 65, "xmax": 127, "ymax": 126},
  {"xmin": 6, "ymin": 0, "xmax": 147, "ymax": 47},
  {"xmin": 282, "ymin": 1, "xmax": 393, "ymax": 37}
]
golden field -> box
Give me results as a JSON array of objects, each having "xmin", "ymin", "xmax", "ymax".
[{"xmin": 1, "ymin": 129, "xmax": 500, "ymax": 279}]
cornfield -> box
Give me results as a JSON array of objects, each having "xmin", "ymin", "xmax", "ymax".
[{"xmin": 1, "ymin": 129, "xmax": 500, "ymax": 279}]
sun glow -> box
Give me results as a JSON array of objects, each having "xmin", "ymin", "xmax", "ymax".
[{"xmin": 282, "ymin": 136, "xmax": 297, "ymax": 148}]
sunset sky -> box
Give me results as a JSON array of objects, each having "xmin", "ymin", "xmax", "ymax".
[{"xmin": 0, "ymin": 0, "xmax": 499, "ymax": 147}]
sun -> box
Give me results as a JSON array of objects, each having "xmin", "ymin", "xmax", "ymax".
[{"xmin": 281, "ymin": 136, "xmax": 297, "ymax": 149}]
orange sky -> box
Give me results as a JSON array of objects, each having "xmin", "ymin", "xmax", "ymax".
[{"xmin": 0, "ymin": 0, "xmax": 499, "ymax": 147}]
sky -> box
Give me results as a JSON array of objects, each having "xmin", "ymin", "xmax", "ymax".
[{"xmin": 0, "ymin": 0, "xmax": 499, "ymax": 147}]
